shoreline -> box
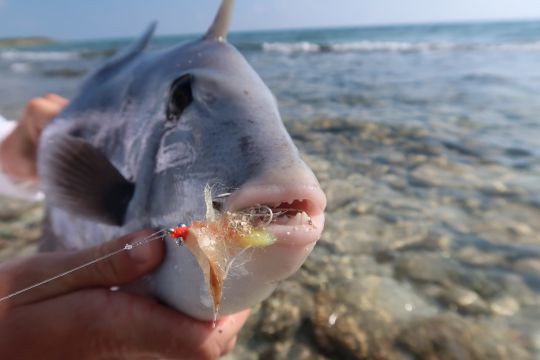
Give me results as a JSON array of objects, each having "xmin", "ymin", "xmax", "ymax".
[{"xmin": 0, "ymin": 37, "xmax": 54, "ymax": 48}]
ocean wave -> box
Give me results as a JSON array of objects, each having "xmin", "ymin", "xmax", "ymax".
[
  {"xmin": 260, "ymin": 40, "xmax": 540, "ymax": 54},
  {"xmin": 0, "ymin": 50, "xmax": 80, "ymax": 61},
  {"xmin": 10, "ymin": 62, "xmax": 32, "ymax": 73},
  {"xmin": 262, "ymin": 41, "xmax": 322, "ymax": 54},
  {"xmin": 4, "ymin": 40, "xmax": 540, "ymax": 63}
]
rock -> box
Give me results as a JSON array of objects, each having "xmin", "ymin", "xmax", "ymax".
[
  {"xmin": 259, "ymin": 342, "xmax": 326, "ymax": 360},
  {"xmin": 324, "ymin": 179, "xmax": 361, "ymax": 211},
  {"xmin": 312, "ymin": 290, "xmax": 383, "ymax": 360},
  {"xmin": 3, "ymin": 111, "xmax": 540, "ymax": 360},
  {"xmin": 396, "ymin": 314, "xmax": 533, "ymax": 360},
  {"xmin": 455, "ymin": 246, "xmax": 506, "ymax": 267},
  {"xmin": 436, "ymin": 285, "xmax": 490, "ymax": 315},
  {"xmin": 311, "ymin": 276, "xmax": 436, "ymax": 360},
  {"xmin": 394, "ymin": 253, "xmax": 460, "ymax": 284},
  {"xmin": 493, "ymin": 181, "xmax": 509, "ymax": 193},
  {"xmin": 421, "ymin": 231, "xmax": 453, "ymax": 253},
  {"xmin": 513, "ymin": 258, "xmax": 540, "ymax": 273},
  {"xmin": 453, "ymin": 269, "xmax": 505, "ymax": 299},
  {"xmin": 508, "ymin": 223, "xmax": 533, "ymax": 237},
  {"xmin": 351, "ymin": 203, "xmax": 370, "ymax": 215},
  {"xmin": 256, "ymin": 282, "xmax": 310, "ymax": 341},
  {"xmin": 285, "ymin": 343, "xmax": 327, "ymax": 360},
  {"xmin": 490, "ymin": 296, "xmax": 520, "ymax": 316},
  {"xmin": 259, "ymin": 298, "xmax": 301, "ymax": 341},
  {"xmin": 408, "ymin": 162, "xmax": 481, "ymax": 189},
  {"xmin": 0, "ymin": 197, "xmax": 43, "ymax": 261}
]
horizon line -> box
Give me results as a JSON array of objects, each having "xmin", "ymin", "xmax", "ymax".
[{"xmin": 5, "ymin": 16, "xmax": 540, "ymax": 43}]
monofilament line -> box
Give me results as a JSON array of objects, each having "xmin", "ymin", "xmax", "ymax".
[{"xmin": 0, "ymin": 229, "xmax": 167, "ymax": 303}]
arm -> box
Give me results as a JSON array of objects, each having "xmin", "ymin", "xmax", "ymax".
[{"xmin": 0, "ymin": 94, "xmax": 68, "ymax": 200}]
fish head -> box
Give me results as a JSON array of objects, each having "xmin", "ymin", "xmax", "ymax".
[{"xmin": 39, "ymin": 0, "xmax": 326, "ymax": 320}]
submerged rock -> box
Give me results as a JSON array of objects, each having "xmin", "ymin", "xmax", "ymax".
[
  {"xmin": 0, "ymin": 197, "xmax": 43, "ymax": 261},
  {"xmin": 311, "ymin": 276, "xmax": 436, "ymax": 359},
  {"xmin": 3, "ymin": 115, "xmax": 540, "ymax": 358},
  {"xmin": 396, "ymin": 314, "xmax": 532, "ymax": 360}
]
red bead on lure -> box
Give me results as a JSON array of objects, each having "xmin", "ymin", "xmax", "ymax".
[{"xmin": 167, "ymin": 224, "xmax": 190, "ymax": 246}]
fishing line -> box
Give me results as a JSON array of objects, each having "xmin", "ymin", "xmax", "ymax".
[
  {"xmin": 0, "ymin": 229, "xmax": 167, "ymax": 304},
  {"xmin": 0, "ymin": 166, "xmax": 317, "ymax": 326}
]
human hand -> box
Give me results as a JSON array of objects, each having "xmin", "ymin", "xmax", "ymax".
[
  {"xmin": 0, "ymin": 93, "xmax": 69, "ymax": 182},
  {"xmin": 0, "ymin": 230, "xmax": 249, "ymax": 359}
]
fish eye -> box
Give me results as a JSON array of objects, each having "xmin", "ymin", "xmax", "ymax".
[{"xmin": 167, "ymin": 74, "xmax": 193, "ymax": 121}]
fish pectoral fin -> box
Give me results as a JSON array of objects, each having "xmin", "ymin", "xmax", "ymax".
[{"xmin": 41, "ymin": 136, "xmax": 134, "ymax": 226}]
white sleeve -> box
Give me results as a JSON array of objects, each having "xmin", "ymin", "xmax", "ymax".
[{"xmin": 0, "ymin": 115, "xmax": 44, "ymax": 202}]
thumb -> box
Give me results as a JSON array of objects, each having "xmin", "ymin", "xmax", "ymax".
[{"xmin": 0, "ymin": 229, "xmax": 164, "ymax": 309}]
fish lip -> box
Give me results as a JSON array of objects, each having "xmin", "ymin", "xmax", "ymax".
[{"xmin": 225, "ymin": 183, "xmax": 326, "ymax": 247}]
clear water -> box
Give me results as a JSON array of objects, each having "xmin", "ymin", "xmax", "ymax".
[
  {"xmin": 2, "ymin": 20, "xmax": 540, "ymax": 357},
  {"xmin": 1, "ymin": 20, "xmax": 540, "ymax": 157}
]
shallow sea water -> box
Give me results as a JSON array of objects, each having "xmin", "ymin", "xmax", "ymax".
[{"xmin": 1, "ymin": 21, "xmax": 540, "ymax": 359}]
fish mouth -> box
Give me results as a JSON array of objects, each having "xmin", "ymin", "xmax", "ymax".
[{"xmin": 223, "ymin": 183, "xmax": 326, "ymax": 248}]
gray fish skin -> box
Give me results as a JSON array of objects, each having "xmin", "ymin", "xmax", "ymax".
[{"xmin": 39, "ymin": 1, "xmax": 326, "ymax": 320}]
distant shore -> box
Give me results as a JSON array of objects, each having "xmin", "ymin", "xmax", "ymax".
[{"xmin": 0, "ymin": 37, "xmax": 53, "ymax": 48}]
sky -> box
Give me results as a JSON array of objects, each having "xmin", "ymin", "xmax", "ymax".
[{"xmin": 1, "ymin": 0, "xmax": 540, "ymax": 40}]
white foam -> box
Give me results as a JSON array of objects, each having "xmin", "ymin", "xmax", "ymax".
[
  {"xmin": 261, "ymin": 40, "xmax": 456, "ymax": 54},
  {"xmin": 10, "ymin": 62, "xmax": 31, "ymax": 73},
  {"xmin": 0, "ymin": 50, "xmax": 80, "ymax": 61},
  {"xmin": 261, "ymin": 40, "xmax": 540, "ymax": 54},
  {"xmin": 329, "ymin": 41, "xmax": 455, "ymax": 52},
  {"xmin": 485, "ymin": 41, "xmax": 540, "ymax": 51},
  {"xmin": 262, "ymin": 41, "xmax": 321, "ymax": 54}
]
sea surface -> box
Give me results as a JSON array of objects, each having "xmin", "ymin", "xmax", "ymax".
[{"xmin": 1, "ymin": 21, "xmax": 540, "ymax": 359}]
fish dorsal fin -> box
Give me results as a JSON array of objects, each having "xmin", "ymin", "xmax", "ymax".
[
  {"xmin": 204, "ymin": 0, "xmax": 234, "ymax": 42},
  {"xmin": 41, "ymin": 136, "xmax": 135, "ymax": 226},
  {"xmin": 115, "ymin": 21, "xmax": 156, "ymax": 61},
  {"xmin": 83, "ymin": 22, "xmax": 156, "ymax": 86}
]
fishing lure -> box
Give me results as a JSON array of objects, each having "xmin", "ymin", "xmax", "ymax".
[
  {"xmin": 165, "ymin": 187, "xmax": 278, "ymax": 321},
  {"xmin": 0, "ymin": 185, "xmax": 288, "ymax": 324}
]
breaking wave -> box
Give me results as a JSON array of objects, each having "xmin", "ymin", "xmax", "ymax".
[
  {"xmin": 0, "ymin": 50, "xmax": 80, "ymax": 61},
  {"xmin": 259, "ymin": 40, "xmax": 540, "ymax": 54},
  {"xmin": 4, "ymin": 40, "xmax": 540, "ymax": 65}
]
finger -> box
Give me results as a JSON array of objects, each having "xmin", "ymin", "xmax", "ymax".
[
  {"xmin": 0, "ymin": 230, "xmax": 164, "ymax": 308},
  {"xmin": 221, "ymin": 336, "xmax": 238, "ymax": 356},
  {"xmin": 91, "ymin": 293, "xmax": 251, "ymax": 359},
  {"xmin": 0, "ymin": 289, "xmax": 248, "ymax": 359},
  {"xmin": 25, "ymin": 97, "xmax": 64, "ymax": 121},
  {"xmin": 44, "ymin": 93, "xmax": 69, "ymax": 108},
  {"xmin": 23, "ymin": 97, "xmax": 65, "ymax": 141}
]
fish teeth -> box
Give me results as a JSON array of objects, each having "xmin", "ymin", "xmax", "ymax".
[
  {"xmin": 291, "ymin": 211, "xmax": 311, "ymax": 225},
  {"xmin": 295, "ymin": 212, "xmax": 302, "ymax": 224}
]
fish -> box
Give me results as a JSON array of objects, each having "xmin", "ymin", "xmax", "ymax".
[{"xmin": 38, "ymin": 0, "xmax": 326, "ymax": 321}]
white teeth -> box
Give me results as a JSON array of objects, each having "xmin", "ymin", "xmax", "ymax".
[
  {"xmin": 274, "ymin": 216, "xmax": 290, "ymax": 225},
  {"xmin": 289, "ymin": 211, "xmax": 310, "ymax": 226}
]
